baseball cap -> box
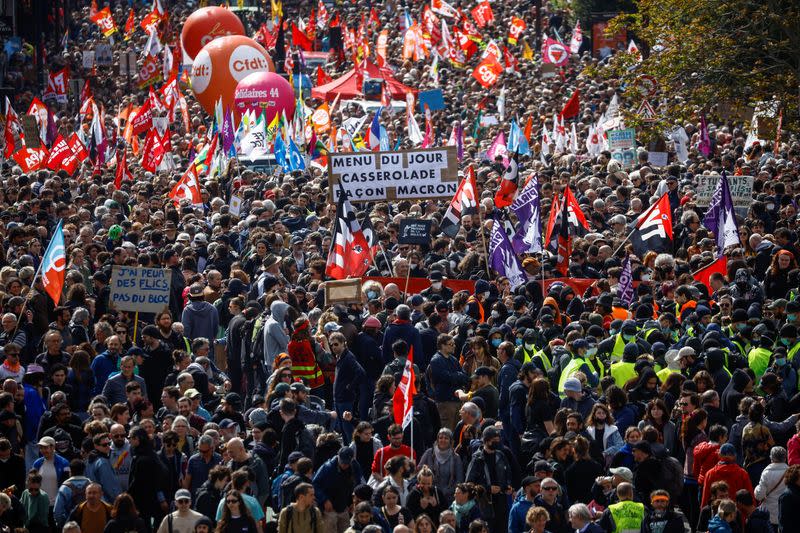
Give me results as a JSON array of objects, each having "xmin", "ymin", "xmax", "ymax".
[
  {"xmin": 287, "ymin": 451, "xmax": 304, "ymax": 465},
  {"xmin": 289, "ymin": 382, "xmax": 310, "ymax": 393},
  {"xmin": 323, "ymin": 322, "xmax": 341, "ymax": 333},
  {"xmin": 37, "ymin": 436, "xmax": 56, "ymax": 447},
  {"xmin": 184, "ymin": 388, "xmax": 201, "ymax": 399},
  {"xmin": 533, "ymin": 460, "xmax": 553, "ymax": 473},
  {"xmin": 175, "ymin": 489, "xmax": 192, "ymax": 501},
  {"xmin": 219, "ymin": 419, "xmax": 237, "ymax": 429},
  {"xmin": 609, "ymin": 467, "xmax": 634, "ymax": 482}
]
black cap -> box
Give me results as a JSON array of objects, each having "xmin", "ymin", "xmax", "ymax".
[
  {"xmin": 533, "ymin": 460, "xmax": 554, "ymax": 472},
  {"xmin": 337, "ymin": 446, "xmax": 355, "ymax": 465},
  {"xmin": 521, "ymin": 476, "xmax": 539, "ymax": 487},
  {"xmin": 633, "ymin": 441, "xmax": 652, "ymax": 455}
]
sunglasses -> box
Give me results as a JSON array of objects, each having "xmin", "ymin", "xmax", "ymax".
[
  {"xmin": 329, "ymin": 342, "xmax": 341, "ymax": 347},
  {"xmin": 542, "ymin": 486, "xmax": 559, "ymax": 491},
  {"xmin": 177, "ymin": 499, "xmax": 191, "ymax": 504},
  {"xmin": 226, "ymin": 499, "xmax": 239, "ymax": 504}
]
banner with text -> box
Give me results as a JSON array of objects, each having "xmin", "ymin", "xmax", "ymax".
[
  {"xmin": 329, "ymin": 147, "xmax": 459, "ymax": 202},
  {"xmin": 695, "ymin": 175, "xmax": 754, "ymax": 210}
]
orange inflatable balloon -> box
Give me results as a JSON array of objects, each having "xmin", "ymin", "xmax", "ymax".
[
  {"xmin": 190, "ymin": 35, "xmax": 275, "ymax": 116},
  {"xmin": 181, "ymin": 7, "xmax": 246, "ymax": 60}
]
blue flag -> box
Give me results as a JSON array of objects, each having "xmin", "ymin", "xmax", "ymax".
[
  {"xmin": 507, "ymin": 119, "xmax": 531, "ymax": 156},
  {"xmin": 273, "ymin": 135, "xmax": 288, "ymax": 168},
  {"xmin": 619, "ymin": 256, "xmax": 634, "ymax": 307},
  {"xmin": 288, "ymin": 138, "xmax": 306, "ymax": 170},
  {"xmin": 489, "ymin": 215, "xmax": 527, "ymax": 289},
  {"xmin": 368, "ymin": 107, "xmax": 383, "ymax": 150},
  {"xmin": 511, "ymin": 176, "xmax": 542, "ymax": 254}
]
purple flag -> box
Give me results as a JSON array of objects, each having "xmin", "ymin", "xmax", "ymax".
[
  {"xmin": 619, "ymin": 256, "xmax": 634, "ymax": 307},
  {"xmin": 698, "ymin": 114, "xmax": 711, "ymax": 157},
  {"xmin": 702, "ymin": 171, "xmax": 739, "ymax": 257},
  {"xmin": 222, "ymin": 108, "xmax": 235, "ymax": 156},
  {"xmin": 489, "ymin": 214, "xmax": 526, "ymax": 289},
  {"xmin": 511, "ymin": 175, "xmax": 542, "ymax": 254}
]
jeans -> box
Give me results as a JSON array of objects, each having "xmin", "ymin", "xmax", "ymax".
[
  {"xmin": 358, "ymin": 378, "xmax": 376, "ymax": 420},
  {"xmin": 334, "ymin": 400, "xmax": 355, "ymax": 444}
]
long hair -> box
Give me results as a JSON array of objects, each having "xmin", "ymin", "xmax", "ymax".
[
  {"xmin": 681, "ymin": 408, "xmax": 708, "ymax": 447},
  {"xmin": 111, "ymin": 493, "xmax": 138, "ymax": 519},
  {"xmin": 770, "ymin": 250, "xmax": 797, "ymax": 275},
  {"xmin": 216, "ymin": 490, "xmax": 257, "ymax": 533},
  {"xmin": 527, "ymin": 377, "xmax": 551, "ymax": 406}
]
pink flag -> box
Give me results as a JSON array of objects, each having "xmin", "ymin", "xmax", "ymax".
[
  {"xmin": 698, "ymin": 114, "xmax": 712, "ymax": 157},
  {"xmin": 486, "ymin": 131, "xmax": 509, "ymax": 167}
]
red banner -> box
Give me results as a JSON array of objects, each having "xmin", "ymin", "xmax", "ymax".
[
  {"xmin": 472, "ymin": 55, "xmax": 503, "ymax": 88},
  {"xmin": 90, "ymin": 7, "xmax": 118, "ymax": 38},
  {"xmin": 470, "ymin": 2, "xmax": 494, "ymax": 28}
]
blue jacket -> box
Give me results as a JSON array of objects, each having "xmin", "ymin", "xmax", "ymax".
[
  {"xmin": 333, "ymin": 350, "xmax": 365, "ymax": 403},
  {"xmin": 708, "ymin": 515, "xmax": 733, "ymax": 533},
  {"xmin": 53, "ymin": 476, "xmax": 91, "ymax": 526},
  {"xmin": 181, "ymin": 300, "xmax": 220, "ymax": 342},
  {"xmin": 22, "ymin": 384, "xmax": 46, "ymax": 441},
  {"xmin": 33, "ymin": 453, "xmax": 70, "ymax": 484},
  {"xmin": 101, "ymin": 373, "xmax": 147, "ymax": 406},
  {"xmin": 429, "ymin": 352, "xmax": 470, "ymax": 402},
  {"xmin": 508, "ymin": 494, "xmax": 534, "ymax": 533},
  {"xmin": 85, "ymin": 452, "xmax": 122, "ymax": 503},
  {"xmin": 509, "ymin": 380, "xmax": 529, "ymax": 436},
  {"xmin": 90, "ymin": 351, "xmax": 118, "ymax": 395},
  {"xmin": 498, "ymin": 359, "xmax": 522, "ymax": 425},
  {"xmin": 381, "ymin": 320, "xmax": 424, "ymax": 366},
  {"xmin": 312, "ymin": 456, "xmax": 363, "ymax": 507}
]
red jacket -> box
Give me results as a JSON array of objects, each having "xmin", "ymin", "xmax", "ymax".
[
  {"xmin": 693, "ymin": 441, "xmax": 721, "ymax": 484},
  {"xmin": 700, "ymin": 460, "xmax": 753, "ymax": 507},
  {"xmin": 789, "ymin": 434, "xmax": 800, "ymax": 465}
]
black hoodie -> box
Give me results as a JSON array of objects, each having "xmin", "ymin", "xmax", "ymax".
[{"xmin": 722, "ymin": 369, "xmax": 751, "ymax": 419}]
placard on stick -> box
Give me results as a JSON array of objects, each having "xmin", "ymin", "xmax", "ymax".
[
  {"xmin": 398, "ymin": 219, "xmax": 432, "ymax": 245},
  {"xmin": 324, "ymin": 279, "xmax": 363, "ymax": 306},
  {"xmin": 109, "ymin": 266, "xmax": 172, "ymax": 314}
]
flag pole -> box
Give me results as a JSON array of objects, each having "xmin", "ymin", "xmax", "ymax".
[{"xmin": 477, "ymin": 204, "xmax": 492, "ymax": 279}]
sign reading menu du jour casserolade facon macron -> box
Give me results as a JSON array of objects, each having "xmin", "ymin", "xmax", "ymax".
[{"xmin": 328, "ymin": 146, "xmax": 459, "ymax": 202}]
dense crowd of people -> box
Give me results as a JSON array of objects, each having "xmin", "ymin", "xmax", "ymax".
[{"xmin": 0, "ymin": 1, "xmax": 798, "ymax": 533}]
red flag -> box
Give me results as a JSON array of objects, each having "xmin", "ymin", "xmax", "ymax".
[
  {"xmin": 559, "ymin": 89, "xmax": 580, "ymax": 120},
  {"xmin": 12, "ymin": 147, "xmax": 48, "ymax": 173},
  {"xmin": 169, "ymin": 166, "xmax": 203, "ymax": 207},
  {"xmin": 556, "ymin": 194, "xmax": 571, "ymax": 276},
  {"xmin": 90, "ymin": 7, "xmax": 118, "ymax": 38},
  {"xmin": 114, "ymin": 150, "xmax": 133, "ymax": 189},
  {"xmin": 3, "ymin": 97, "xmax": 23, "ymax": 158},
  {"xmin": 45, "ymin": 135, "xmax": 71, "ymax": 170},
  {"xmin": 471, "ymin": 55, "xmax": 502, "ymax": 88},
  {"xmin": 316, "ymin": 65, "xmax": 332, "ymax": 86},
  {"xmin": 392, "ymin": 346, "xmax": 416, "ymax": 429},
  {"xmin": 130, "ymin": 98, "xmax": 153, "ymax": 136},
  {"xmin": 523, "ymin": 116, "xmax": 533, "ymax": 143},
  {"xmin": 507, "ymin": 17, "xmax": 526, "ymax": 45},
  {"xmin": 693, "ymin": 257, "xmax": 728, "ymax": 294},
  {"xmin": 44, "ymin": 68, "xmax": 69, "ymax": 104},
  {"xmin": 68, "ymin": 133, "xmax": 88, "ymax": 162},
  {"xmin": 124, "ymin": 8, "xmax": 135, "ymax": 39},
  {"xmin": 140, "ymin": 129, "xmax": 165, "ymax": 172},
  {"xmin": 292, "ymin": 23, "xmax": 314, "ymax": 51},
  {"xmin": 470, "ymin": 1, "xmax": 494, "ymax": 28}
]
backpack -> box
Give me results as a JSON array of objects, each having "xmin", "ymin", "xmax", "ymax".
[
  {"xmin": 62, "ymin": 479, "xmax": 86, "ymax": 511},
  {"xmin": 285, "ymin": 503, "xmax": 318, "ymax": 533},
  {"xmin": 661, "ymin": 456, "xmax": 684, "ymax": 501}
]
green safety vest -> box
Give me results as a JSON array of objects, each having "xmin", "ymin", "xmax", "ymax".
[
  {"xmin": 610, "ymin": 361, "xmax": 637, "ymax": 388},
  {"xmin": 608, "ymin": 501, "xmax": 645, "ymax": 533},
  {"xmin": 533, "ymin": 350, "xmax": 552, "ymax": 371},
  {"xmin": 657, "ymin": 367, "xmax": 679, "ymax": 382},
  {"xmin": 517, "ymin": 346, "xmax": 535, "ymax": 364},
  {"xmin": 789, "ymin": 341, "xmax": 800, "ymax": 362},
  {"xmin": 732, "ymin": 339, "xmax": 750, "ymax": 358},
  {"xmin": 748, "ymin": 347, "xmax": 772, "ymax": 383},
  {"xmin": 558, "ymin": 355, "xmax": 589, "ymax": 394},
  {"xmin": 611, "ymin": 334, "xmax": 628, "ymax": 360}
]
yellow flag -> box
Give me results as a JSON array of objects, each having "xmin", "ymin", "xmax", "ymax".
[
  {"xmin": 271, "ymin": 0, "xmax": 283, "ymax": 20},
  {"xmin": 522, "ymin": 39, "xmax": 533, "ymax": 60}
]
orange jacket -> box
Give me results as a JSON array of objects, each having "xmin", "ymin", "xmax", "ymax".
[
  {"xmin": 700, "ymin": 460, "xmax": 754, "ymax": 507},
  {"xmin": 692, "ymin": 440, "xmax": 721, "ymax": 484}
]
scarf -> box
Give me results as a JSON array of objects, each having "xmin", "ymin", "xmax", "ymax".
[
  {"xmin": 451, "ymin": 498, "xmax": 476, "ymax": 525},
  {"xmin": 2, "ymin": 359, "xmax": 20, "ymax": 374},
  {"xmin": 434, "ymin": 445, "xmax": 452, "ymax": 464}
]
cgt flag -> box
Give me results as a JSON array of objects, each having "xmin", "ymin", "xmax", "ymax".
[
  {"xmin": 441, "ymin": 166, "xmax": 478, "ymax": 237},
  {"xmin": 40, "ymin": 220, "xmax": 67, "ymax": 305},
  {"xmin": 630, "ymin": 193, "xmax": 673, "ymax": 257},
  {"xmin": 619, "ymin": 256, "xmax": 634, "ymax": 307}
]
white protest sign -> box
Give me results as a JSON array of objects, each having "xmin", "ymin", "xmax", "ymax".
[
  {"xmin": 695, "ymin": 175, "xmax": 754, "ymax": 210},
  {"xmin": 229, "ymin": 195, "xmax": 243, "ymax": 216},
  {"xmin": 109, "ymin": 266, "xmax": 172, "ymax": 314},
  {"xmin": 648, "ymin": 151, "xmax": 669, "ymax": 167},
  {"xmin": 328, "ymin": 146, "xmax": 459, "ymax": 202}
]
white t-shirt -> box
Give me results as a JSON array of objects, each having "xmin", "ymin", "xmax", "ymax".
[{"xmin": 39, "ymin": 458, "xmax": 58, "ymax": 505}]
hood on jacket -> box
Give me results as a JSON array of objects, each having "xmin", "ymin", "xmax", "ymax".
[
  {"xmin": 728, "ymin": 368, "xmax": 751, "ymax": 392},
  {"xmin": 270, "ymin": 300, "xmax": 290, "ymax": 324},
  {"xmin": 706, "ymin": 348, "xmax": 726, "ymax": 373}
]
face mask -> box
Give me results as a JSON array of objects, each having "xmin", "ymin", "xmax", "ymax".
[
  {"xmin": 609, "ymin": 329, "xmax": 617, "ymax": 336},
  {"xmin": 782, "ymin": 338, "xmax": 791, "ymax": 347},
  {"xmin": 789, "ymin": 314, "xmax": 797, "ymax": 322},
  {"xmin": 767, "ymin": 203, "xmax": 776, "ymax": 210},
  {"xmin": 515, "ymin": 338, "xmax": 523, "ymax": 346},
  {"xmin": 467, "ymin": 329, "xmax": 474, "ymax": 336},
  {"xmin": 623, "ymin": 333, "xmax": 634, "ymax": 341},
  {"xmin": 491, "ymin": 338, "xmax": 502, "ymax": 348},
  {"xmin": 431, "ymin": 282, "xmax": 442, "ymax": 290},
  {"xmin": 366, "ymin": 291, "xmax": 379, "ymax": 300},
  {"xmin": 487, "ymin": 441, "xmax": 500, "ymax": 451},
  {"xmin": 776, "ymin": 357, "xmax": 787, "ymax": 367},
  {"xmin": 662, "ymin": 327, "xmax": 671, "ymax": 335},
  {"xmin": 525, "ymin": 343, "xmax": 535, "ymax": 351},
  {"xmin": 587, "ymin": 347, "xmax": 598, "ymax": 357},
  {"xmin": 491, "ymin": 311, "xmax": 500, "ymax": 319},
  {"xmin": 737, "ymin": 323, "xmax": 747, "ymax": 332}
]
